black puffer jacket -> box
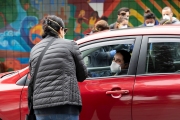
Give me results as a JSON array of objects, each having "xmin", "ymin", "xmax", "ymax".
[{"xmin": 29, "ymin": 36, "xmax": 88, "ymax": 110}]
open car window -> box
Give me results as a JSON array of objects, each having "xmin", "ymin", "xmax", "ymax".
[{"xmin": 82, "ymin": 40, "xmax": 135, "ymax": 78}]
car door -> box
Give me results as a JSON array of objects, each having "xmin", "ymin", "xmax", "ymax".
[
  {"xmin": 133, "ymin": 36, "xmax": 180, "ymax": 120},
  {"xmin": 0, "ymin": 70, "xmax": 27, "ymax": 120},
  {"xmin": 78, "ymin": 36, "xmax": 142, "ymax": 120},
  {"xmin": 20, "ymin": 36, "xmax": 142, "ymax": 120}
]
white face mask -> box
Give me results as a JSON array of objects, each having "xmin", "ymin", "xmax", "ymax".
[
  {"xmin": 146, "ymin": 23, "xmax": 154, "ymax": 26},
  {"xmin": 121, "ymin": 25, "xmax": 128, "ymax": 29},
  {"xmin": 110, "ymin": 61, "xmax": 121, "ymax": 74},
  {"xmin": 163, "ymin": 15, "xmax": 170, "ymax": 21}
]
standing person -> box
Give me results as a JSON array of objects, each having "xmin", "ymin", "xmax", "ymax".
[
  {"xmin": 28, "ymin": 15, "xmax": 88, "ymax": 120},
  {"xmin": 114, "ymin": 17, "xmax": 128, "ymax": 29},
  {"xmin": 162, "ymin": 6, "xmax": 180, "ymax": 24},
  {"xmin": 139, "ymin": 9, "xmax": 159, "ymax": 27},
  {"xmin": 92, "ymin": 20, "xmax": 109, "ymax": 33},
  {"xmin": 110, "ymin": 7, "xmax": 130, "ymax": 29}
]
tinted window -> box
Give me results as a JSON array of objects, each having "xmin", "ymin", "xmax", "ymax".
[{"xmin": 145, "ymin": 38, "xmax": 180, "ymax": 73}]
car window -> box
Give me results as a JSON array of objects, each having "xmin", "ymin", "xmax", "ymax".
[
  {"xmin": 82, "ymin": 40, "xmax": 135, "ymax": 78},
  {"xmin": 145, "ymin": 38, "xmax": 180, "ymax": 74}
]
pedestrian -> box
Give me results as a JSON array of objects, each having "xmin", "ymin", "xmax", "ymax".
[
  {"xmin": 92, "ymin": 20, "xmax": 109, "ymax": 33},
  {"xmin": 110, "ymin": 7, "xmax": 130, "ymax": 29},
  {"xmin": 28, "ymin": 15, "xmax": 88, "ymax": 120},
  {"xmin": 114, "ymin": 17, "xmax": 128, "ymax": 29},
  {"xmin": 139, "ymin": 9, "xmax": 159, "ymax": 27},
  {"xmin": 162, "ymin": 6, "xmax": 180, "ymax": 24}
]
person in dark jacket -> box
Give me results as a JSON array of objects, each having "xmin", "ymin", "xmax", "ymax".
[
  {"xmin": 139, "ymin": 9, "xmax": 159, "ymax": 27},
  {"xmin": 88, "ymin": 20, "xmax": 116, "ymax": 68},
  {"xmin": 109, "ymin": 7, "xmax": 130, "ymax": 29},
  {"xmin": 29, "ymin": 15, "xmax": 88, "ymax": 120}
]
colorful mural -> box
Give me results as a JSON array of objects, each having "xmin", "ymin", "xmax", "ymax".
[{"xmin": 0, "ymin": 0, "xmax": 180, "ymax": 72}]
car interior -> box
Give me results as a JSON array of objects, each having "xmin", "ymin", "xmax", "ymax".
[
  {"xmin": 146, "ymin": 42, "xmax": 180, "ymax": 73},
  {"xmin": 82, "ymin": 44, "xmax": 133, "ymax": 78}
]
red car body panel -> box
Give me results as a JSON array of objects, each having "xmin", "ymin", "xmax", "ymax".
[
  {"xmin": 0, "ymin": 72, "xmax": 22, "ymax": 120},
  {"xmin": 133, "ymin": 74, "xmax": 180, "ymax": 120},
  {"xmin": 20, "ymin": 70, "xmax": 135, "ymax": 120},
  {"xmin": 0, "ymin": 26, "xmax": 180, "ymax": 120},
  {"xmin": 79, "ymin": 76, "xmax": 134, "ymax": 120}
]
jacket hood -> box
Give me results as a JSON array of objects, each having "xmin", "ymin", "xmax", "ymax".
[{"xmin": 172, "ymin": 17, "xmax": 180, "ymax": 24}]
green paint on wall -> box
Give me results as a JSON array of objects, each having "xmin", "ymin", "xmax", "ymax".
[
  {"xmin": 66, "ymin": 17, "xmax": 76, "ymax": 40},
  {"xmin": 0, "ymin": 58, "xmax": 5, "ymax": 62},
  {"xmin": 142, "ymin": 0, "xmax": 162, "ymax": 19}
]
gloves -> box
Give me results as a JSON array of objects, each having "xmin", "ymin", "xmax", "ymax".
[{"xmin": 109, "ymin": 50, "xmax": 116, "ymax": 57}]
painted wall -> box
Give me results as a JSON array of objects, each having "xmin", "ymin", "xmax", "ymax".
[{"xmin": 0, "ymin": 0, "xmax": 180, "ymax": 72}]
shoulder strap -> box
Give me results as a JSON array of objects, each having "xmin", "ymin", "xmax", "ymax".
[{"xmin": 32, "ymin": 38, "xmax": 55, "ymax": 89}]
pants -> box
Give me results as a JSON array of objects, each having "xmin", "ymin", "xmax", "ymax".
[{"xmin": 36, "ymin": 114, "xmax": 79, "ymax": 120}]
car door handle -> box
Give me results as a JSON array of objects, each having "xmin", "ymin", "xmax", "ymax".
[{"xmin": 106, "ymin": 90, "xmax": 129, "ymax": 98}]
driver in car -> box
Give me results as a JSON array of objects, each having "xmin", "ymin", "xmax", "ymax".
[{"xmin": 110, "ymin": 50, "xmax": 131, "ymax": 75}]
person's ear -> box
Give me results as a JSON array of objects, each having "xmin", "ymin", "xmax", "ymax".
[
  {"xmin": 58, "ymin": 27, "xmax": 64, "ymax": 38},
  {"xmin": 58, "ymin": 27, "xmax": 63, "ymax": 35}
]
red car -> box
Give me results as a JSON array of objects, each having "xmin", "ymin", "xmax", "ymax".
[{"xmin": 1, "ymin": 25, "xmax": 180, "ymax": 120}]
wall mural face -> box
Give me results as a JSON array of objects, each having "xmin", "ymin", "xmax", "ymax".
[{"xmin": 0, "ymin": 0, "xmax": 179, "ymax": 72}]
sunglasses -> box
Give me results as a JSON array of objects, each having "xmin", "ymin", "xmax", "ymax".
[{"xmin": 119, "ymin": 12, "xmax": 126, "ymax": 16}]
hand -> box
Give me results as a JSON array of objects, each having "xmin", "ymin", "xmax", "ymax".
[{"xmin": 110, "ymin": 50, "xmax": 116, "ymax": 57}]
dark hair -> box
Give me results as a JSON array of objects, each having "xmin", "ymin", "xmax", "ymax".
[
  {"xmin": 159, "ymin": 19, "xmax": 172, "ymax": 25},
  {"xmin": 100, "ymin": 16, "xmax": 108, "ymax": 22},
  {"xmin": 116, "ymin": 50, "xmax": 131, "ymax": 64},
  {"xmin": 114, "ymin": 17, "xmax": 128, "ymax": 29},
  {"xmin": 144, "ymin": 9, "xmax": 156, "ymax": 20},
  {"xmin": 117, "ymin": 7, "xmax": 130, "ymax": 15},
  {"xmin": 91, "ymin": 11, "xmax": 99, "ymax": 19},
  {"xmin": 92, "ymin": 20, "xmax": 109, "ymax": 33},
  {"xmin": 42, "ymin": 15, "xmax": 65, "ymax": 38}
]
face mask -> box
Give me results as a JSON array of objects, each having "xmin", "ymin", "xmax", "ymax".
[
  {"xmin": 163, "ymin": 15, "xmax": 170, "ymax": 21},
  {"xmin": 110, "ymin": 61, "xmax": 121, "ymax": 74},
  {"xmin": 121, "ymin": 25, "xmax": 128, "ymax": 29},
  {"xmin": 146, "ymin": 23, "xmax": 154, "ymax": 26}
]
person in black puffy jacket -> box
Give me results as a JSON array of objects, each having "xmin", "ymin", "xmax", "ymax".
[{"xmin": 29, "ymin": 15, "xmax": 88, "ymax": 120}]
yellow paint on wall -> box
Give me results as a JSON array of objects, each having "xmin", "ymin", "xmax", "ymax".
[
  {"xmin": 130, "ymin": 9, "xmax": 144, "ymax": 23},
  {"xmin": 128, "ymin": 22, "xmax": 133, "ymax": 27},
  {"xmin": 135, "ymin": 0, "xmax": 148, "ymax": 10}
]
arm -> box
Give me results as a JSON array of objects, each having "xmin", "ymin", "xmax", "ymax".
[
  {"xmin": 71, "ymin": 41, "xmax": 88, "ymax": 82},
  {"xmin": 93, "ymin": 49, "xmax": 116, "ymax": 60}
]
